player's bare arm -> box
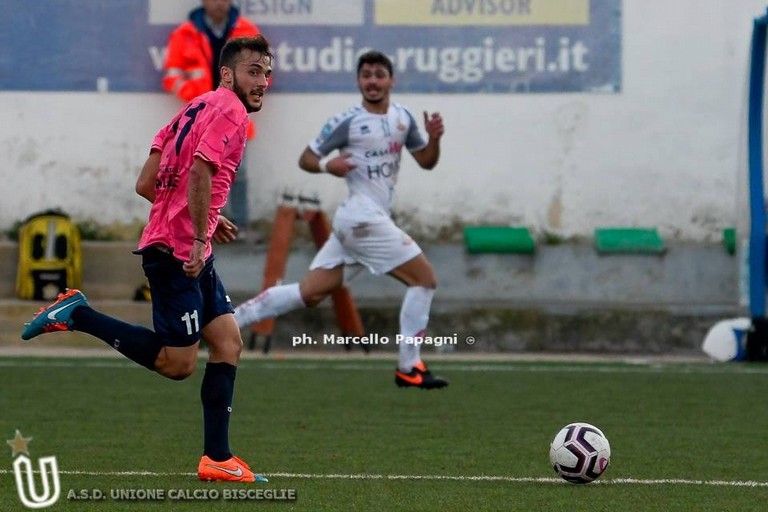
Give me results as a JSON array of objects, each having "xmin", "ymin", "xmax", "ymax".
[
  {"xmin": 135, "ymin": 150, "xmax": 162, "ymax": 202},
  {"xmin": 298, "ymin": 146, "xmax": 355, "ymax": 177},
  {"xmin": 185, "ymin": 157, "xmax": 214, "ymax": 277},
  {"xmin": 411, "ymin": 111, "xmax": 444, "ymax": 170}
]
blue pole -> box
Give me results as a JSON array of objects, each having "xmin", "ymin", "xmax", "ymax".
[{"xmin": 747, "ymin": 14, "xmax": 768, "ymax": 317}]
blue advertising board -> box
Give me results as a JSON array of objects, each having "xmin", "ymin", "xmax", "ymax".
[{"xmin": 0, "ymin": 0, "xmax": 621, "ymax": 93}]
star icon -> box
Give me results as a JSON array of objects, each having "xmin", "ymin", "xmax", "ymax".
[{"xmin": 6, "ymin": 430, "xmax": 32, "ymax": 457}]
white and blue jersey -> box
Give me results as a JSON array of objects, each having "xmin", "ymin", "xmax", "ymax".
[
  {"xmin": 308, "ymin": 103, "xmax": 427, "ymax": 217},
  {"xmin": 307, "ymin": 103, "xmax": 428, "ymax": 275}
]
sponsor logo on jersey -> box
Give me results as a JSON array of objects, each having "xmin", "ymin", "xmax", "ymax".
[
  {"xmin": 364, "ymin": 142, "xmax": 403, "ymax": 158},
  {"xmin": 367, "ymin": 161, "xmax": 400, "ymax": 179}
]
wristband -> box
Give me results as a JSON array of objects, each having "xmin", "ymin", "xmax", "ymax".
[
  {"xmin": 194, "ymin": 237, "xmax": 207, "ymax": 244},
  {"xmin": 318, "ymin": 158, "xmax": 329, "ymax": 174}
]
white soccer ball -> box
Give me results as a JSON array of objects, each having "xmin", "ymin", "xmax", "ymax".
[
  {"xmin": 549, "ymin": 422, "xmax": 611, "ymax": 484},
  {"xmin": 701, "ymin": 317, "xmax": 751, "ymax": 362}
]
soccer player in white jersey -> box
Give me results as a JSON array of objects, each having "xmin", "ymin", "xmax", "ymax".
[{"xmin": 235, "ymin": 50, "xmax": 447, "ymax": 389}]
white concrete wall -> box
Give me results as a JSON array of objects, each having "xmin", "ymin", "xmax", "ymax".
[{"xmin": 2, "ymin": 0, "xmax": 766, "ymax": 240}]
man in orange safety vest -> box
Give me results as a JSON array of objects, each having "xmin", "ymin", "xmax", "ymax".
[{"xmin": 162, "ymin": 0, "xmax": 261, "ymax": 232}]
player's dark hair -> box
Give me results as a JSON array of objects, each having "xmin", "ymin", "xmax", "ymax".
[
  {"xmin": 357, "ymin": 50, "xmax": 393, "ymax": 77},
  {"xmin": 220, "ymin": 35, "xmax": 273, "ymax": 70}
]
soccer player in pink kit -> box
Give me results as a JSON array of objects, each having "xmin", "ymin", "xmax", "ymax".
[
  {"xmin": 21, "ymin": 36, "xmax": 272, "ymax": 483},
  {"xmin": 235, "ymin": 50, "xmax": 449, "ymax": 389}
]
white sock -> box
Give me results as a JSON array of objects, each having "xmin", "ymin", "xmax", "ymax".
[
  {"xmin": 398, "ymin": 286, "xmax": 435, "ymax": 372},
  {"xmin": 234, "ymin": 283, "xmax": 305, "ymax": 328}
]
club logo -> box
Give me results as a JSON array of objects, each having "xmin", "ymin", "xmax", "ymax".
[{"xmin": 7, "ymin": 430, "xmax": 60, "ymax": 509}]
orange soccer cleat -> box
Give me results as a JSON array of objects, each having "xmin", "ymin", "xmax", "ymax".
[
  {"xmin": 197, "ymin": 455, "xmax": 268, "ymax": 483},
  {"xmin": 395, "ymin": 361, "xmax": 449, "ymax": 390}
]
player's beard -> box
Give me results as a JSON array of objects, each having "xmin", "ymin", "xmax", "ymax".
[{"xmin": 233, "ymin": 77, "xmax": 261, "ymax": 113}]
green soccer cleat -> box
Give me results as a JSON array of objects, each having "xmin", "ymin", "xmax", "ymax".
[{"xmin": 21, "ymin": 289, "xmax": 89, "ymax": 340}]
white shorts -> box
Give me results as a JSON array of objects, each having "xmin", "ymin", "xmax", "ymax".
[{"xmin": 310, "ymin": 215, "xmax": 422, "ymax": 276}]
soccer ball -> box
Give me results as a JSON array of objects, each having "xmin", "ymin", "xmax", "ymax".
[{"xmin": 549, "ymin": 422, "xmax": 611, "ymax": 484}]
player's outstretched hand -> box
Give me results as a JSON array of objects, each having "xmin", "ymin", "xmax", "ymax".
[
  {"xmin": 213, "ymin": 215, "xmax": 238, "ymax": 244},
  {"xmin": 423, "ymin": 111, "xmax": 445, "ymax": 140}
]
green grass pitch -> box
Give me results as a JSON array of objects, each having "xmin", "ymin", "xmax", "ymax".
[{"xmin": 1, "ymin": 355, "xmax": 768, "ymax": 511}]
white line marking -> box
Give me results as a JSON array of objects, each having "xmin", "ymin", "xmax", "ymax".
[
  {"xmin": 0, "ymin": 469, "xmax": 765, "ymax": 487},
  {"xmin": 0, "ymin": 359, "xmax": 766, "ymax": 375}
]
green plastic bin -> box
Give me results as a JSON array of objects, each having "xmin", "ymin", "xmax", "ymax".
[
  {"xmin": 594, "ymin": 227, "xmax": 665, "ymax": 254},
  {"xmin": 464, "ymin": 226, "xmax": 536, "ymax": 254},
  {"xmin": 723, "ymin": 227, "xmax": 736, "ymax": 256}
]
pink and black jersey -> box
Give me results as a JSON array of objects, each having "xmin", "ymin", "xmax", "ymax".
[{"xmin": 138, "ymin": 87, "xmax": 248, "ymax": 262}]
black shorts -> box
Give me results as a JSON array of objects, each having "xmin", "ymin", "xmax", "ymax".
[{"xmin": 138, "ymin": 247, "xmax": 234, "ymax": 347}]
